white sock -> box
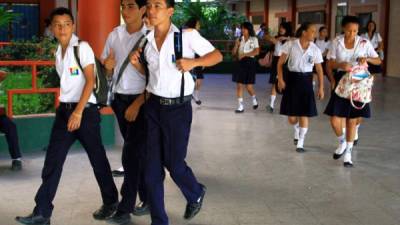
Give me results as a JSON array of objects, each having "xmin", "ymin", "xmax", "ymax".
[
  {"xmin": 117, "ymin": 166, "xmax": 124, "ymax": 172},
  {"xmin": 252, "ymin": 95, "xmax": 258, "ymax": 106},
  {"xmin": 237, "ymin": 98, "xmax": 244, "ymax": 110},
  {"xmin": 270, "ymin": 95, "xmax": 276, "ymax": 108},
  {"xmin": 294, "ymin": 122, "xmax": 300, "ymax": 140},
  {"xmin": 297, "ymin": 127, "xmax": 308, "ymax": 148},
  {"xmin": 335, "ymin": 134, "xmax": 346, "ymax": 154},
  {"xmin": 355, "ymin": 124, "xmax": 360, "ymax": 140},
  {"xmin": 344, "ymin": 142, "xmax": 354, "ymax": 163}
]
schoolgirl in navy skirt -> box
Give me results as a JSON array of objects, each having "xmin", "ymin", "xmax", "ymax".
[
  {"xmin": 324, "ymin": 16, "xmax": 381, "ymax": 168},
  {"xmin": 277, "ymin": 22, "xmax": 325, "ymax": 153},
  {"xmin": 264, "ymin": 22, "xmax": 292, "ymax": 113},
  {"xmin": 231, "ymin": 22, "xmax": 260, "ymax": 113}
]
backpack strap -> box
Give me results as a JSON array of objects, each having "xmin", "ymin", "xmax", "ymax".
[
  {"xmin": 173, "ymin": 27, "xmax": 184, "ymax": 103},
  {"xmin": 114, "ymin": 32, "xmax": 149, "ymax": 88},
  {"xmin": 73, "ymin": 40, "xmax": 83, "ymax": 72}
]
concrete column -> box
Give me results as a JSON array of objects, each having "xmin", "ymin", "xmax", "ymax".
[{"xmin": 77, "ymin": 0, "xmax": 120, "ymax": 57}]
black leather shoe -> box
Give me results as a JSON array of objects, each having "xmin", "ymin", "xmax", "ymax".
[
  {"xmin": 15, "ymin": 213, "xmax": 50, "ymax": 225},
  {"xmin": 293, "ymin": 139, "xmax": 298, "ymax": 146},
  {"xmin": 112, "ymin": 170, "xmax": 124, "ymax": 177},
  {"xmin": 107, "ymin": 210, "xmax": 130, "ymax": 225},
  {"xmin": 343, "ymin": 162, "xmax": 354, "ymax": 168},
  {"xmin": 296, "ymin": 148, "xmax": 305, "ymax": 153},
  {"xmin": 235, "ymin": 109, "xmax": 244, "ymax": 113},
  {"xmin": 354, "ymin": 139, "xmax": 359, "ymax": 146},
  {"xmin": 184, "ymin": 184, "xmax": 206, "ymax": 220},
  {"xmin": 333, "ymin": 152, "xmax": 345, "ymax": 160},
  {"xmin": 93, "ymin": 203, "xmax": 118, "ymax": 220},
  {"xmin": 11, "ymin": 160, "xmax": 22, "ymax": 171},
  {"xmin": 253, "ymin": 104, "xmax": 258, "ymax": 110},
  {"xmin": 267, "ymin": 106, "xmax": 274, "ymax": 113},
  {"xmin": 132, "ymin": 202, "xmax": 150, "ymax": 216}
]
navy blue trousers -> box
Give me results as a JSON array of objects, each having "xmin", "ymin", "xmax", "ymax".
[
  {"xmin": 33, "ymin": 105, "xmax": 118, "ymax": 218},
  {"xmin": 0, "ymin": 115, "xmax": 21, "ymax": 159},
  {"xmin": 143, "ymin": 96, "xmax": 202, "ymax": 225},
  {"xmin": 111, "ymin": 93, "xmax": 147, "ymax": 213}
]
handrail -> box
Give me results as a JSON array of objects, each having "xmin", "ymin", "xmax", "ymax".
[
  {"xmin": 0, "ymin": 60, "xmax": 113, "ymax": 117},
  {"xmin": 0, "ymin": 60, "xmax": 59, "ymax": 118}
]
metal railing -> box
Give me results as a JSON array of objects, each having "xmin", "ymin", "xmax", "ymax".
[{"xmin": 0, "ymin": 60, "xmax": 59, "ymax": 118}]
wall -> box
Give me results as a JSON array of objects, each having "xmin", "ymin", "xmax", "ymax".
[
  {"xmin": 386, "ymin": 0, "xmax": 400, "ymax": 77},
  {"xmin": 0, "ymin": 115, "xmax": 115, "ymax": 154},
  {"xmin": 268, "ymin": 0, "xmax": 289, "ymax": 35}
]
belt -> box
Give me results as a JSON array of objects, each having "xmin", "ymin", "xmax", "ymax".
[
  {"xmin": 114, "ymin": 93, "xmax": 140, "ymax": 102},
  {"xmin": 60, "ymin": 102, "xmax": 96, "ymax": 110},
  {"xmin": 150, "ymin": 94, "xmax": 192, "ymax": 106},
  {"xmin": 289, "ymin": 71, "xmax": 313, "ymax": 76}
]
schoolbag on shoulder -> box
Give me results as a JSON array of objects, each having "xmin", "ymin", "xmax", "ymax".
[{"xmin": 73, "ymin": 40, "xmax": 109, "ymax": 107}]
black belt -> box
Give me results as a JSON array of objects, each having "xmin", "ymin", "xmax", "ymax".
[
  {"xmin": 150, "ymin": 94, "xmax": 192, "ymax": 106},
  {"xmin": 289, "ymin": 71, "xmax": 313, "ymax": 76},
  {"xmin": 60, "ymin": 102, "xmax": 96, "ymax": 110},
  {"xmin": 114, "ymin": 93, "xmax": 140, "ymax": 102}
]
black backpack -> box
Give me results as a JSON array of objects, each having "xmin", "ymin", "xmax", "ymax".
[
  {"xmin": 73, "ymin": 40, "xmax": 109, "ymax": 107},
  {"xmin": 140, "ymin": 28, "xmax": 187, "ymax": 103}
]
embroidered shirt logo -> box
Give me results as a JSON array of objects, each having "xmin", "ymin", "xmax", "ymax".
[{"xmin": 69, "ymin": 66, "xmax": 79, "ymax": 76}]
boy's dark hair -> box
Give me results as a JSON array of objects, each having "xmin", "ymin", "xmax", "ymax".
[
  {"xmin": 166, "ymin": 0, "xmax": 175, "ymax": 8},
  {"xmin": 341, "ymin": 15, "xmax": 360, "ymax": 27},
  {"xmin": 49, "ymin": 7, "xmax": 74, "ymax": 23},
  {"xmin": 185, "ymin": 17, "xmax": 199, "ymax": 29},
  {"xmin": 295, "ymin": 22, "xmax": 313, "ymax": 38},
  {"xmin": 121, "ymin": 0, "xmax": 146, "ymax": 8},
  {"xmin": 241, "ymin": 21, "xmax": 256, "ymax": 37}
]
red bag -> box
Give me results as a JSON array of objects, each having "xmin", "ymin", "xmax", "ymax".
[{"xmin": 258, "ymin": 51, "xmax": 272, "ymax": 67}]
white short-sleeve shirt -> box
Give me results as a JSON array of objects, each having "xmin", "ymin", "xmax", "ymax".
[
  {"xmin": 273, "ymin": 40, "xmax": 285, "ymax": 57},
  {"xmin": 101, "ymin": 24, "xmax": 148, "ymax": 95},
  {"xmin": 144, "ymin": 24, "xmax": 215, "ymax": 98},
  {"xmin": 281, "ymin": 39, "xmax": 324, "ymax": 73},
  {"xmin": 327, "ymin": 35, "xmax": 379, "ymax": 71},
  {"xmin": 55, "ymin": 34, "xmax": 97, "ymax": 104},
  {"xmin": 315, "ymin": 39, "xmax": 331, "ymax": 56},
  {"xmin": 238, "ymin": 36, "xmax": 259, "ymax": 57},
  {"xmin": 361, "ymin": 32, "xmax": 382, "ymax": 49}
]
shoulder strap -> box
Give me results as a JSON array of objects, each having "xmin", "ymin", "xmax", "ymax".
[
  {"xmin": 73, "ymin": 40, "xmax": 83, "ymax": 72},
  {"xmin": 115, "ymin": 32, "xmax": 149, "ymax": 87},
  {"xmin": 174, "ymin": 27, "xmax": 185, "ymax": 103}
]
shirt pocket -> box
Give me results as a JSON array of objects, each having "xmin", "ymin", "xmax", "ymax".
[{"xmin": 166, "ymin": 49, "xmax": 177, "ymax": 69}]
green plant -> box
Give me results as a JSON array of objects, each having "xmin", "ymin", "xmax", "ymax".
[
  {"xmin": 0, "ymin": 37, "xmax": 59, "ymax": 115},
  {"xmin": 0, "ymin": 72, "xmax": 56, "ymax": 115},
  {"xmin": 0, "ymin": 6, "xmax": 21, "ymax": 28},
  {"xmin": 172, "ymin": 1, "xmax": 246, "ymax": 40}
]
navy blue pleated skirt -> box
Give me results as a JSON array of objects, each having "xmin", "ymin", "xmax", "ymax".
[
  {"xmin": 232, "ymin": 57, "xmax": 257, "ymax": 84},
  {"xmin": 324, "ymin": 71, "xmax": 371, "ymax": 118},
  {"xmin": 280, "ymin": 71, "xmax": 317, "ymax": 117}
]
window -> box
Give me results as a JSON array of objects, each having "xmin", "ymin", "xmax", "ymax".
[
  {"xmin": 358, "ymin": 13, "xmax": 372, "ymax": 34},
  {"xmin": 251, "ymin": 15, "xmax": 264, "ymax": 25},
  {"xmin": 335, "ymin": 2, "xmax": 348, "ymax": 34},
  {"xmin": 298, "ymin": 11, "xmax": 325, "ymax": 24},
  {"xmin": 0, "ymin": 3, "xmax": 39, "ymax": 41}
]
